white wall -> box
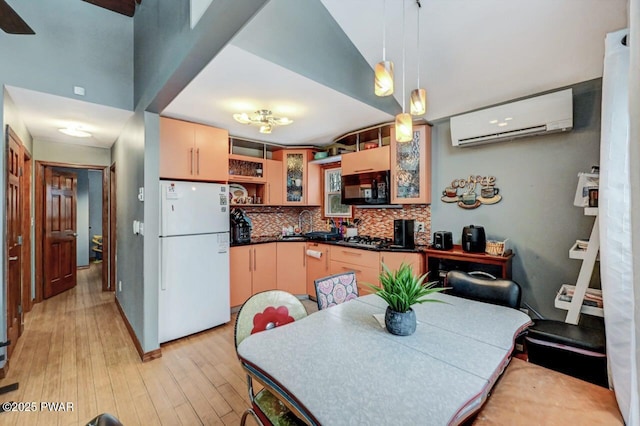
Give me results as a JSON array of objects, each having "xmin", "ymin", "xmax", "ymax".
[{"xmin": 33, "ymin": 139, "xmax": 110, "ymax": 166}]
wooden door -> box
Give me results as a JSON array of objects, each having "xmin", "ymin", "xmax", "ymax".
[
  {"xmin": 252, "ymin": 243, "xmax": 277, "ymax": 293},
  {"xmin": 306, "ymin": 243, "xmax": 330, "ymax": 297},
  {"xmin": 6, "ymin": 128, "xmax": 23, "ymax": 358},
  {"xmin": 194, "ymin": 124, "xmax": 229, "ymax": 182},
  {"xmin": 159, "ymin": 117, "xmax": 194, "ymax": 180},
  {"xmin": 44, "ymin": 168, "xmax": 78, "ymax": 298},
  {"xmin": 276, "ymin": 242, "xmax": 307, "ymax": 294},
  {"xmin": 266, "ymin": 159, "xmax": 283, "ymax": 205},
  {"xmin": 230, "ymin": 246, "xmax": 253, "ymax": 307}
]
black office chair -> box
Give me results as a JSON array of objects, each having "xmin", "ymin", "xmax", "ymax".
[
  {"xmin": 85, "ymin": 413, "xmax": 123, "ymax": 426},
  {"xmin": 445, "ymin": 270, "xmax": 521, "ymax": 309}
]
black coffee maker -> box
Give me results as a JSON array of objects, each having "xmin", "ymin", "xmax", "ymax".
[
  {"xmin": 230, "ymin": 208, "xmax": 251, "ymax": 244},
  {"xmin": 392, "ymin": 219, "xmax": 415, "ymax": 249}
]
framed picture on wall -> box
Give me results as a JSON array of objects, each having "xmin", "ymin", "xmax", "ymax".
[{"xmin": 324, "ymin": 168, "xmax": 352, "ymax": 218}]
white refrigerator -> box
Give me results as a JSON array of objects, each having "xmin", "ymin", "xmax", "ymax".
[{"xmin": 159, "ymin": 180, "xmax": 230, "ymax": 343}]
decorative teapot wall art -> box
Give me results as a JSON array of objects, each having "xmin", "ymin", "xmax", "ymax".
[{"xmin": 441, "ymin": 175, "xmax": 502, "ymax": 209}]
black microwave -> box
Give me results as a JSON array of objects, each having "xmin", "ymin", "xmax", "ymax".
[{"xmin": 341, "ymin": 170, "xmax": 390, "ymax": 205}]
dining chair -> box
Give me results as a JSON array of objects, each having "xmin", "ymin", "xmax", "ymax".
[
  {"xmin": 445, "ymin": 270, "xmax": 521, "ymax": 309},
  {"xmin": 234, "ymin": 290, "xmax": 309, "ymax": 426},
  {"xmin": 313, "ymin": 271, "xmax": 359, "ymax": 310}
]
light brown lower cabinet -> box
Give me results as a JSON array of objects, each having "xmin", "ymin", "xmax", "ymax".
[
  {"xmin": 379, "ymin": 251, "xmax": 425, "ymax": 277},
  {"xmin": 276, "ymin": 242, "xmax": 307, "ymax": 295},
  {"xmin": 230, "ymin": 243, "xmax": 277, "ymax": 307},
  {"xmin": 329, "ymin": 246, "xmax": 381, "ymax": 296},
  {"xmin": 305, "ymin": 242, "xmax": 331, "ymax": 298}
]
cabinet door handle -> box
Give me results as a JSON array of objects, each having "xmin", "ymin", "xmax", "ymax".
[
  {"xmin": 380, "ymin": 255, "xmax": 384, "ymax": 272},
  {"xmin": 343, "ymin": 266, "xmax": 361, "ymax": 273},
  {"xmin": 354, "ymin": 168, "xmax": 373, "ymax": 173},
  {"xmin": 190, "ymin": 148, "xmax": 194, "ymax": 174},
  {"xmin": 196, "ymin": 148, "xmax": 200, "ymax": 175},
  {"xmin": 325, "ymin": 249, "xmax": 329, "ymax": 270},
  {"xmin": 254, "ymin": 248, "xmax": 257, "ymax": 271},
  {"xmin": 249, "ymin": 248, "xmax": 252, "ymax": 272},
  {"xmin": 342, "ymin": 251, "xmax": 362, "ymax": 256},
  {"xmin": 302, "ymin": 246, "xmax": 306, "ymax": 267}
]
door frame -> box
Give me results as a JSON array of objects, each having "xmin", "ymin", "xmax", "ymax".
[
  {"xmin": 109, "ymin": 163, "xmax": 116, "ymax": 292},
  {"xmin": 34, "ymin": 161, "xmax": 110, "ymax": 302},
  {"xmin": 21, "ymin": 149, "xmax": 32, "ymax": 316}
]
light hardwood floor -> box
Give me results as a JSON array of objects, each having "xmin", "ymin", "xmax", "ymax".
[{"xmin": 0, "ymin": 264, "xmax": 263, "ymax": 426}]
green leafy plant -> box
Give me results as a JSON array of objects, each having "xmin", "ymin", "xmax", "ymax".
[{"xmin": 366, "ymin": 262, "xmax": 448, "ymax": 313}]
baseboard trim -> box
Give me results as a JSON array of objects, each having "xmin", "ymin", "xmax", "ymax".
[{"xmin": 114, "ymin": 297, "xmax": 162, "ymax": 362}]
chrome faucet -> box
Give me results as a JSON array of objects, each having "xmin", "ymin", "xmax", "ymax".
[{"xmin": 299, "ymin": 210, "xmax": 313, "ymax": 234}]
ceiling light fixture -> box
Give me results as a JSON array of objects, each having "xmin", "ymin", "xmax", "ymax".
[
  {"xmin": 374, "ymin": 0, "xmax": 394, "ymax": 96},
  {"xmin": 410, "ymin": 0, "xmax": 426, "ymax": 116},
  {"xmin": 58, "ymin": 127, "xmax": 92, "ymax": 138},
  {"xmin": 233, "ymin": 109, "xmax": 293, "ymax": 134},
  {"xmin": 395, "ymin": 0, "xmax": 413, "ymax": 143}
]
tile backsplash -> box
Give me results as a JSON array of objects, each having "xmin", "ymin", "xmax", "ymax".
[{"xmin": 242, "ymin": 205, "xmax": 431, "ymax": 245}]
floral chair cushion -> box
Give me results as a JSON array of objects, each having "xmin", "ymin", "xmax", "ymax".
[
  {"xmin": 234, "ymin": 290, "xmax": 308, "ymax": 349},
  {"xmin": 314, "ymin": 271, "xmax": 359, "ymax": 310}
]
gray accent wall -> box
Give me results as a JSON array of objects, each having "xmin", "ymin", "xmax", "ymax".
[{"xmin": 430, "ymin": 80, "xmax": 602, "ymax": 322}]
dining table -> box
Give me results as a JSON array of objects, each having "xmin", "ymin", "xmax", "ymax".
[{"xmin": 237, "ymin": 293, "xmax": 532, "ymax": 425}]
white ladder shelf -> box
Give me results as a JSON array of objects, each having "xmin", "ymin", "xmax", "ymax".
[{"xmin": 554, "ymin": 207, "xmax": 603, "ymax": 324}]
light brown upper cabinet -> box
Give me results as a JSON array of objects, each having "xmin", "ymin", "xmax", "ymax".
[
  {"xmin": 265, "ymin": 159, "xmax": 283, "ymax": 205},
  {"xmin": 390, "ymin": 124, "xmax": 432, "ymax": 204},
  {"xmin": 160, "ymin": 117, "xmax": 229, "ymax": 182},
  {"xmin": 341, "ymin": 145, "xmax": 391, "ymax": 176},
  {"xmin": 272, "ymin": 149, "xmax": 320, "ymax": 206}
]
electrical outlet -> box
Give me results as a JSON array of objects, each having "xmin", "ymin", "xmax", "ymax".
[
  {"xmin": 416, "ymin": 222, "xmax": 425, "ymax": 233},
  {"xmin": 118, "ymin": 280, "xmax": 122, "ymax": 292}
]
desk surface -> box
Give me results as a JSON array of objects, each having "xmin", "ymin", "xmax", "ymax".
[{"xmin": 238, "ymin": 294, "xmax": 531, "ymax": 425}]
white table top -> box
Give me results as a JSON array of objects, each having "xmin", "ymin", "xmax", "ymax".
[{"xmin": 237, "ymin": 293, "xmax": 531, "ymax": 425}]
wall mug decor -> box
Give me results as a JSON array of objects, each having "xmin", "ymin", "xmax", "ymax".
[{"xmin": 441, "ymin": 175, "xmax": 502, "ymax": 208}]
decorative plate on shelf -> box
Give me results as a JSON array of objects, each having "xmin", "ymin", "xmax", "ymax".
[{"xmin": 229, "ymin": 183, "xmax": 248, "ymax": 204}]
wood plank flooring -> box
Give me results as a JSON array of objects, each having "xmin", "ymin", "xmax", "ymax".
[{"xmin": 0, "ymin": 264, "xmax": 260, "ymax": 426}]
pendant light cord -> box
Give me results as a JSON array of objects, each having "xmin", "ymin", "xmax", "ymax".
[
  {"xmin": 416, "ymin": 0, "xmax": 421, "ymax": 88},
  {"xmin": 382, "ymin": 0, "xmax": 387, "ymax": 61},
  {"xmin": 402, "ymin": 0, "xmax": 406, "ymax": 113}
]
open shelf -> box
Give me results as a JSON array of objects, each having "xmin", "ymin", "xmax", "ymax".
[{"xmin": 554, "ymin": 284, "xmax": 604, "ymax": 318}]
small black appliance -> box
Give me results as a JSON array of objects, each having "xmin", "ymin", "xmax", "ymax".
[
  {"xmin": 230, "ymin": 208, "xmax": 252, "ymax": 244},
  {"xmin": 433, "ymin": 231, "xmax": 453, "ymax": 250},
  {"xmin": 461, "ymin": 225, "xmax": 486, "ymax": 253},
  {"xmin": 392, "ymin": 219, "xmax": 415, "ymax": 249}
]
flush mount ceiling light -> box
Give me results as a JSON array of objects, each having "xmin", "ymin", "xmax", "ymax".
[
  {"xmin": 58, "ymin": 127, "xmax": 92, "ymax": 138},
  {"xmin": 233, "ymin": 109, "xmax": 293, "ymax": 134}
]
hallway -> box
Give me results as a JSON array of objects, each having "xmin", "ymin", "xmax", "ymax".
[{"xmin": 0, "ymin": 265, "xmax": 250, "ymax": 425}]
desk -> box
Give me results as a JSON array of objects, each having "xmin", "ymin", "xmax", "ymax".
[{"xmin": 237, "ymin": 294, "xmax": 531, "ymax": 425}]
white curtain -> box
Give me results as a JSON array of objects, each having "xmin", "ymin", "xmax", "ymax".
[{"xmin": 599, "ymin": 28, "xmax": 639, "ymax": 425}]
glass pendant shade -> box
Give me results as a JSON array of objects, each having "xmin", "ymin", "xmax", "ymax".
[
  {"xmin": 395, "ymin": 112, "xmax": 413, "ymax": 142},
  {"xmin": 410, "ymin": 88, "xmax": 426, "ymax": 116},
  {"xmin": 374, "ymin": 60, "xmax": 394, "ymax": 96}
]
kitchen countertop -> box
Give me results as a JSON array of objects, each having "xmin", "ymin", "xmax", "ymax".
[{"xmin": 231, "ymin": 236, "xmax": 427, "ymax": 253}]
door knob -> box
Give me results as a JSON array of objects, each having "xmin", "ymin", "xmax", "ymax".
[
  {"xmin": 72, "ymin": 233, "xmax": 78, "ymax": 237},
  {"xmin": 9, "ymin": 256, "xmax": 18, "ymax": 261}
]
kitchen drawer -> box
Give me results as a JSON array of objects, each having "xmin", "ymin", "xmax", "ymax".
[
  {"xmin": 330, "ymin": 260, "xmax": 380, "ymax": 296},
  {"xmin": 330, "ymin": 246, "xmax": 380, "ymax": 268}
]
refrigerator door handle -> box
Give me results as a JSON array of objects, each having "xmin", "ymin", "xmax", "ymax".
[{"xmin": 160, "ymin": 241, "xmax": 167, "ymax": 291}]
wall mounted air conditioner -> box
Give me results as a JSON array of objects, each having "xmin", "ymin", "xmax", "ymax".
[{"xmin": 450, "ymin": 88, "xmax": 573, "ymax": 147}]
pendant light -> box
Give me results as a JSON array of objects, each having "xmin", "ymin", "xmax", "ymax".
[
  {"xmin": 410, "ymin": 0, "xmax": 426, "ymax": 116},
  {"xmin": 374, "ymin": 0, "xmax": 394, "ymax": 96},
  {"xmin": 395, "ymin": 0, "xmax": 413, "ymax": 142}
]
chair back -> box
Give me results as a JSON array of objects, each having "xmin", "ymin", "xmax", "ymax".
[
  {"xmin": 446, "ymin": 270, "xmax": 521, "ymax": 309},
  {"xmin": 234, "ymin": 290, "xmax": 308, "ymax": 349},
  {"xmin": 314, "ymin": 271, "xmax": 359, "ymax": 310}
]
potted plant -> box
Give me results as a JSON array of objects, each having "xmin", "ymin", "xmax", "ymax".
[{"xmin": 366, "ymin": 262, "xmax": 447, "ymax": 336}]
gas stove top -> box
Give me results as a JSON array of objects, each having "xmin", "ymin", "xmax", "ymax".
[{"xmin": 336, "ymin": 235, "xmax": 392, "ymax": 249}]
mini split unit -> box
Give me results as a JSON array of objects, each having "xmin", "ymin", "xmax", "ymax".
[{"xmin": 450, "ymin": 88, "xmax": 573, "ymax": 147}]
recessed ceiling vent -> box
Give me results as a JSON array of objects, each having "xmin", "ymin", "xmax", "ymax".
[{"xmin": 450, "ymin": 88, "xmax": 573, "ymax": 147}]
